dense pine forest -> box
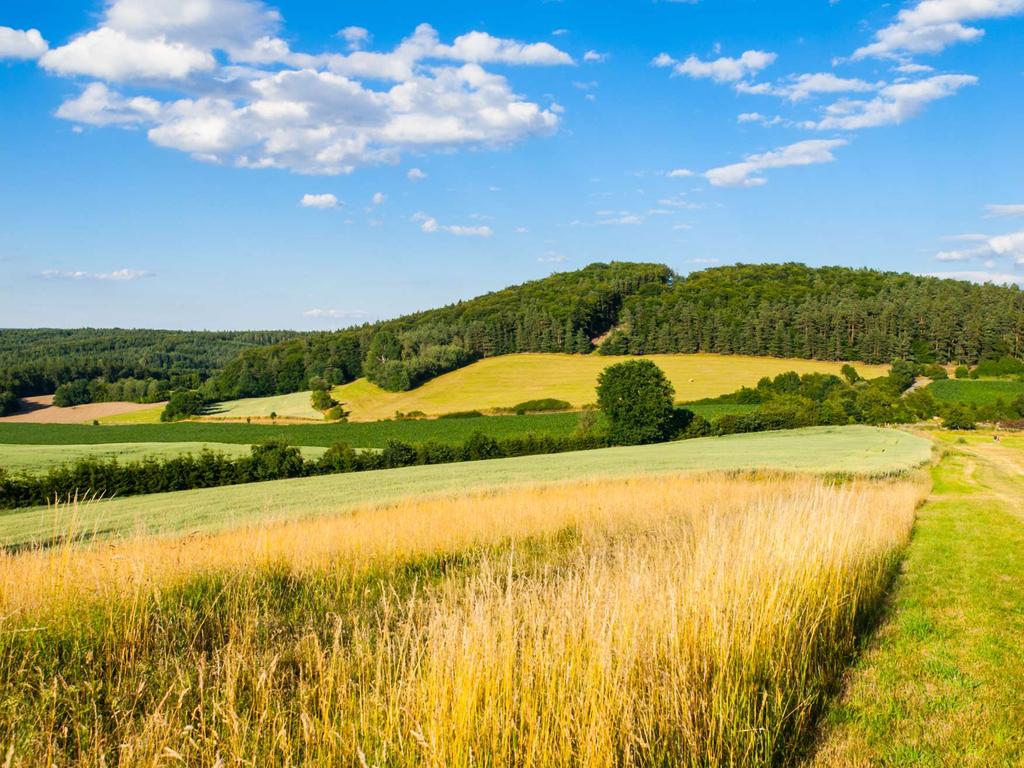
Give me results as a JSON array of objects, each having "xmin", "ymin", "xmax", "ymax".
[
  {"xmin": 4, "ymin": 263, "xmax": 1024, "ymax": 411},
  {"xmin": 0, "ymin": 329, "xmax": 303, "ymax": 407}
]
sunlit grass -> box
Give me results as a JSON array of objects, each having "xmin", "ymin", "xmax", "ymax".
[{"xmin": 0, "ymin": 472, "xmax": 923, "ymax": 766}]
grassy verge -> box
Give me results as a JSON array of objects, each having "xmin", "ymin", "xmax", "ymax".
[
  {"xmin": 809, "ymin": 432, "xmax": 1024, "ymax": 766},
  {"xmin": 0, "ymin": 426, "xmax": 931, "ymax": 547}
]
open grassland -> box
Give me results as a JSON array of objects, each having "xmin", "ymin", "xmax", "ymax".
[
  {"xmin": 96, "ymin": 404, "xmax": 165, "ymax": 424},
  {"xmin": 206, "ymin": 390, "xmax": 324, "ymax": 421},
  {"xmin": 810, "ymin": 432, "xmax": 1024, "ymax": 766},
  {"xmin": 0, "ymin": 412, "xmax": 582, "ymax": 450},
  {"xmin": 0, "ymin": 426, "xmax": 931, "ymax": 547},
  {"xmin": 0, "ymin": 442, "xmax": 328, "ymax": 475},
  {"xmin": 0, "ymin": 472, "xmax": 922, "ymax": 766},
  {"xmin": 332, "ymin": 353, "xmax": 890, "ymax": 421},
  {"xmin": 927, "ymin": 378, "xmax": 1024, "ymax": 406}
]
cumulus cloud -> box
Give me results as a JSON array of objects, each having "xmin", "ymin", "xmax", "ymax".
[
  {"xmin": 338, "ymin": 26, "xmax": 371, "ymax": 50},
  {"xmin": 33, "ymin": 2, "xmax": 571, "ymax": 175},
  {"xmin": 666, "ymin": 168, "xmax": 693, "ymax": 178},
  {"xmin": 412, "ymin": 212, "xmax": 492, "ymax": 236},
  {"xmin": 987, "ymin": 204, "xmax": 1024, "ymax": 217},
  {"xmin": 852, "ymin": 0, "xmax": 1024, "ymax": 60},
  {"xmin": 583, "ymin": 50, "xmax": 608, "ymax": 63},
  {"xmin": 705, "ymin": 139, "xmax": 847, "ymax": 188},
  {"xmin": 653, "ymin": 49, "xmax": 776, "ymax": 83},
  {"xmin": 935, "ymin": 230, "xmax": 1024, "ymax": 262},
  {"xmin": 300, "ymin": 193, "xmax": 340, "ymax": 209},
  {"xmin": 0, "ymin": 27, "xmax": 48, "ymax": 60},
  {"xmin": 804, "ymin": 74, "xmax": 976, "ymax": 130},
  {"xmin": 407, "ymin": 167, "xmax": 427, "ymax": 180},
  {"xmin": 737, "ymin": 72, "xmax": 878, "ymax": 102},
  {"xmin": 371, "ymin": 191, "xmax": 386, "ymax": 205},
  {"xmin": 40, "ymin": 268, "xmax": 152, "ymax": 281}
]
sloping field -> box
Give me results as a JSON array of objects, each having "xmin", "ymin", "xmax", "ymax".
[
  {"xmin": 0, "ymin": 442, "xmax": 328, "ymax": 475},
  {"xmin": 0, "ymin": 396, "xmax": 166, "ymax": 425},
  {"xmin": 332, "ymin": 353, "xmax": 890, "ymax": 421},
  {"xmin": 927, "ymin": 378, "xmax": 1024, "ymax": 406},
  {"xmin": 205, "ymin": 390, "xmax": 323, "ymax": 421},
  {"xmin": 0, "ymin": 426, "xmax": 931, "ymax": 547}
]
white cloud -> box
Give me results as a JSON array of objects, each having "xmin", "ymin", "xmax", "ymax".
[
  {"xmin": 666, "ymin": 168, "xmax": 693, "ymax": 178},
  {"xmin": 371, "ymin": 191, "xmax": 386, "ymax": 205},
  {"xmin": 653, "ymin": 49, "xmax": 776, "ymax": 83},
  {"xmin": 583, "ymin": 50, "xmax": 608, "ymax": 63},
  {"xmin": 40, "ymin": 268, "xmax": 152, "ymax": 281},
  {"xmin": 300, "ymin": 193, "xmax": 340, "ymax": 209},
  {"xmin": 303, "ymin": 308, "xmax": 369, "ymax": 319},
  {"xmin": 925, "ymin": 270, "xmax": 1024, "ymax": 284},
  {"xmin": 705, "ymin": 139, "xmax": 847, "ymax": 188},
  {"xmin": 853, "ymin": 0, "xmax": 1024, "ymax": 60},
  {"xmin": 987, "ymin": 204, "xmax": 1024, "ymax": 217},
  {"xmin": 437, "ymin": 31, "xmax": 574, "ymax": 65},
  {"xmin": 42, "ymin": 28, "xmax": 215, "ymax": 80},
  {"xmin": 935, "ymin": 229, "xmax": 1024, "ymax": 262},
  {"xmin": 412, "ymin": 212, "xmax": 492, "ymax": 236},
  {"xmin": 338, "ymin": 26, "xmax": 371, "ymax": 50},
  {"xmin": 737, "ymin": 72, "xmax": 878, "ymax": 101},
  {"xmin": 36, "ymin": 6, "xmax": 571, "ymax": 175},
  {"xmin": 538, "ymin": 251, "xmax": 566, "ymax": 262},
  {"xmin": 738, "ymin": 112, "xmax": 765, "ymax": 123},
  {"xmin": 0, "ymin": 27, "xmax": 48, "ymax": 60},
  {"xmin": 895, "ymin": 62, "xmax": 934, "ymax": 73},
  {"xmin": 407, "ymin": 167, "xmax": 427, "ymax": 180},
  {"xmin": 596, "ymin": 213, "xmax": 643, "ymax": 225},
  {"xmin": 805, "ymin": 74, "xmax": 976, "ymax": 130}
]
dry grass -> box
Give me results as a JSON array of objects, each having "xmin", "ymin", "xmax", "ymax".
[{"xmin": 0, "ymin": 473, "xmax": 923, "ymax": 767}]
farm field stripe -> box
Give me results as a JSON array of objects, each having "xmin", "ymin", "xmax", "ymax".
[{"xmin": 0, "ymin": 426, "xmax": 932, "ymax": 547}]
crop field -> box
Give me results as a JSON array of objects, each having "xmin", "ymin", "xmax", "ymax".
[
  {"xmin": 0, "ymin": 426, "xmax": 931, "ymax": 546},
  {"xmin": 0, "ymin": 412, "xmax": 582, "ymax": 450},
  {"xmin": 332, "ymin": 353, "xmax": 890, "ymax": 421},
  {"xmin": 205, "ymin": 390, "xmax": 324, "ymax": 421},
  {"xmin": 927, "ymin": 378, "xmax": 1024, "ymax": 406},
  {"xmin": 0, "ymin": 468, "xmax": 923, "ymax": 766},
  {"xmin": 0, "ymin": 395, "xmax": 166, "ymax": 425},
  {"xmin": 0, "ymin": 442, "xmax": 329, "ymax": 475}
]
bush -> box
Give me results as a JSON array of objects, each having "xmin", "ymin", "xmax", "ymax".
[
  {"xmin": 53, "ymin": 379, "xmax": 92, "ymax": 407},
  {"xmin": 596, "ymin": 360, "xmax": 676, "ymax": 445},
  {"xmin": 840, "ymin": 364, "xmax": 861, "ymax": 385},
  {"xmin": 249, "ymin": 440, "xmax": 305, "ymax": 480},
  {"xmin": 161, "ymin": 390, "xmax": 207, "ymax": 422},
  {"xmin": 943, "ymin": 406, "xmax": 976, "ymax": 430},
  {"xmin": 310, "ymin": 388, "xmax": 337, "ymax": 411},
  {"xmin": 955, "ymin": 365, "xmax": 969, "ymax": 379},
  {"xmin": 324, "ymin": 405, "xmax": 348, "ymax": 421},
  {"xmin": 0, "ymin": 390, "xmax": 17, "ymax": 417},
  {"xmin": 511, "ymin": 398, "xmax": 571, "ymax": 415},
  {"xmin": 382, "ymin": 440, "xmax": 418, "ymax": 469},
  {"xmin": 438, "ymin": 410, "xmax": 483, "ymax": 419},
  {"xmin": 921, "ymin": 364, "xmax": 948, "ymax": 380}
]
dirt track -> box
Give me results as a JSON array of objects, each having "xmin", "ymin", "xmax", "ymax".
[{"xmin": 0, "ymin": 395, "xmax": 165, "ymax": 424}]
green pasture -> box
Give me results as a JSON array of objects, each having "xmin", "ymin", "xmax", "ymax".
[{"xmin": 927, "ymin": 378, "xmax": 1024, "ymax": 406}]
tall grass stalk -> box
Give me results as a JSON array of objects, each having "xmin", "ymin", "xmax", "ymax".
[{"xmin": 0, "ymin": 473, "xmax": 922, "ymax": 766}]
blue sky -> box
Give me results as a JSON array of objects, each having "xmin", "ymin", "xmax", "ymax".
[{"xmin": 1, "ymin": 0, "xmax": 1022, "ymax": 330}]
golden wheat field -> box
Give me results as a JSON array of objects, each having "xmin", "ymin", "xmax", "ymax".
[{"xmin": 0, "ymin": 473, "xmax": 924, "ymax": 767}]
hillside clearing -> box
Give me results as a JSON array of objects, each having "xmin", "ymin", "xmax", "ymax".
[
  {"xmin": 0, "ymin": 426, "xmax": 931, "ymax": 547},
  {"xmin": 0, "ymin": 396, "xmax": 166, "ymax": 425},
  {"xmin": 331, "ymin": 353, "xmax": 890, "ymax": 421},
  {"xmin": 206, "ymin": 390, "xmax": 323, "ymax": 421},
  {"xmin": 810, "ymin": 433, "xmax": 1024, "ymax": 765}
]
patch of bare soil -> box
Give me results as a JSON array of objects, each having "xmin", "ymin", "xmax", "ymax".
[{"xmin": 0, "ymin": 395, "xmax": 165, "ymax": 424}]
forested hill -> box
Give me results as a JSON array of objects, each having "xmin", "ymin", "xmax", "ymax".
[
  {"xmin": 212, "ymin": 262, "xmax": 671, "ymax": 399},
  {"xmin": 600, "ymin": 263, "xmax": 1024, "ymax": 365},
  {"xmin": 0, "ymin": 329, "xmax": 304, "ymax": 398}
]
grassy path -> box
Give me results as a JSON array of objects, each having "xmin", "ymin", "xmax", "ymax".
[{"xmin": 810, "ymin": 433, "xmax": 1024, "ymax": 766}]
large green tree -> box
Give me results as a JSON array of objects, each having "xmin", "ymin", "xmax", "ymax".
[{"xmin": 596, "ymin": 360, "xmax": 676, "ymax": 445}]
